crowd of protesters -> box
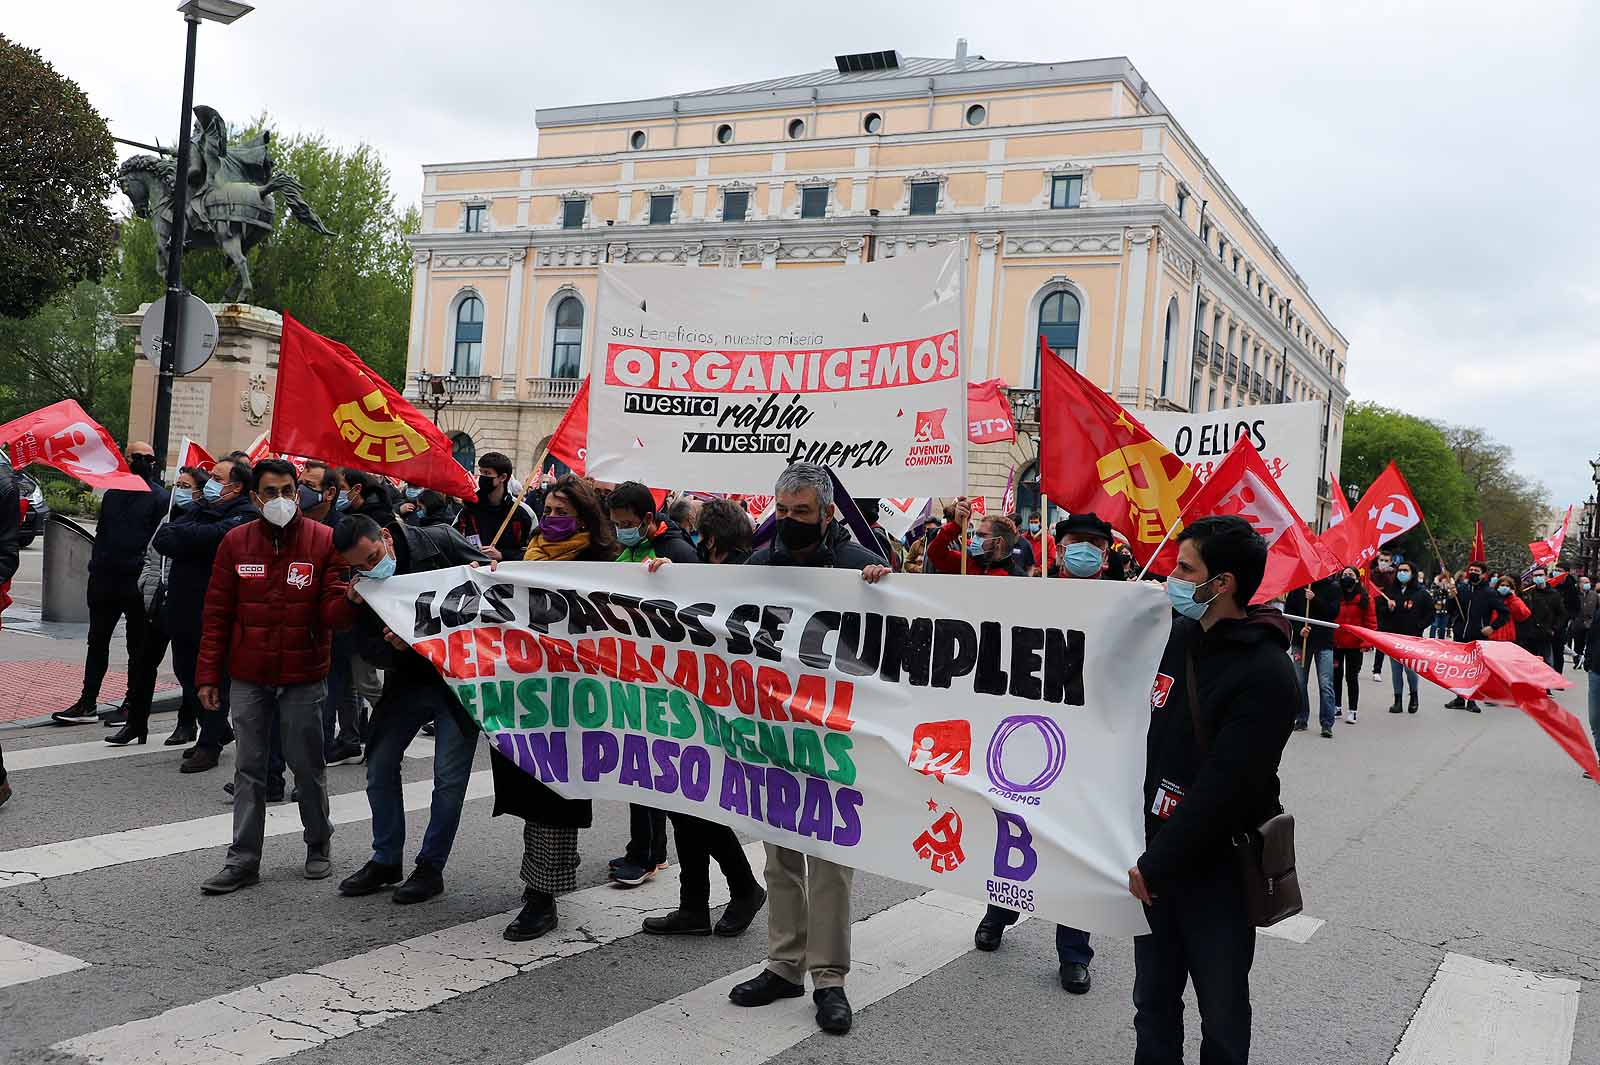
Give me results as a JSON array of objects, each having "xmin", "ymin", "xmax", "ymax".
[{"xmin": 5, "ymin": 431, "xmax": 1591, "ymax": 1062}]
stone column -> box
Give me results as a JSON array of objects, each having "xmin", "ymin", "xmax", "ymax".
[
  {"xmin": 972, "ymin": 232, "xmax": 1001, "ymax": 379},
  {"xmin": 404, "ymin": 250, "xmax": 431, "ymax": 393},
  {"xmin": 500, "ymin": 247, "xmax": 527, "ymax": 399},
  {"xmin": 1117, "ymin": 227, "xmax": 1154, "ymax": 404}
]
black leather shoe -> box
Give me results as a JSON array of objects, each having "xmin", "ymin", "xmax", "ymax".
[
  {"xmin": 393, "ymin": 863, "xmax": 444, "ymax": 905},
  {"xmin": 973, "ymin": 914, "xmax": 1009, "ymax": 952},
  {"xmin": 181, "ymin": 747, "xmax": 221, "ymax": 773},
  {"xmin": 1388, "ymin": 698, "xmax": 1403, "ymax": 714},
  {"xmin": 504, "ymin": 891, "xmax": 557, "ymax": 941},
  {"xmin": 165, "ymin": 724, "xmax": 197, "ymax": 747},
  {"xmin": 729, "ymin": 969, "xmax": 804, "ymax": 1007},
  {"xmin": 814, "ymin": 987, "xmax": 852, "ymax": 1034},
  {"xmin": 201, "ymin": 865, "xmax": 260, "ymax": 895},
  {"xmin": 101, "ymin": 706, "xmax": 129, "ymax": 727},
  {"xmin": 715, "ymin": 886, "xmax": 767, "ymax": 937},
  {"xmin": 1466, "ymin": 701, "xmax": 1482, "ymax": 713},
  {"xmin": 1060, "ymin": 962, "xmax": 1092, "ymax": 994},
  {"xmin": 1408, "ymin": 694, "xmax": 1419, "ymax": 714},
  {"xmin": 643, "ymin": 908, "xmax": 712, "ymax": 936},
  {"xmin": 105, "ymin": 722, "xmax": 148, "ymax": 746},
  {"xmin": 339, "ymin": 860, "xmax": 403, "ymax": 897},
  {"xmin": 1445, "ymin": 697, "xmax": 1466, "ymax": 709}
]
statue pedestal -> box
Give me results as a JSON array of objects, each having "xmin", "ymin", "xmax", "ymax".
[{"xmin": 122, "ymin": 303, "xmax": 282, "ymax": 471}]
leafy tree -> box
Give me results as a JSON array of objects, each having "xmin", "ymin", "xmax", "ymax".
[
  {"xmin": 0, "ymin": 281, "xmax": 132, "ymax": 441},
  {"xmin": 1439, "ymin": 424, "xmax": 1549, "ymax": 545},
  {"xmin": 114, "ymin": 120, "xmax": 417, "ymax": 385},
  {"xmin": 1340, "ymin": 402, "xmax": 1474, "ymax": 565},
  {"xmin": 0, "ymin": 35, "xmax": 118, "ymax": 318}
]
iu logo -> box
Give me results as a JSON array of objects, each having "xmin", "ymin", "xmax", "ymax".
[
  {"xmin": 913, "ymin": 408, "xmax": 948, "ymax": 443},
  {"xmin": 286, "ymin": 562, "xmax": 315, "ymax": 590},
  {"xmin": 42, "ymin": 423, "xmax": 121, "ymax": 475},
  {"xmin": 908, "ymin": 719, "xmax": 971, "ymax": 781},
  {"xmin": 912, "ymin": 801, "xmax": 965, "ymax": 874},
  {"xmin": 1150, "ymin": 673, "xmax": 1175, "ymax": 709}
]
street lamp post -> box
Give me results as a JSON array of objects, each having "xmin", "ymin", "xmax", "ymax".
[
  {"xmin": 1345, "ymin": 481, "xmax": 1360, "ymax": 507},
  {"xmin": 149, "ymin": 0, "xmax": 253, "ymax": 472},
  {"xmin": 413, "ymin": 371, "xmax": 457, "ymax": 425}
]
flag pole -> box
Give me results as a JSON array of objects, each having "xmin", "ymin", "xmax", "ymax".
[
  {"xmin": 1039, "ymin": 492, "xmax": 1049, "ymax": 578},
  {"xmin": 959, "ymin": 497, "xmax": 969, "ymax": 576},
  {"xmin": 1416, "ymin": 509, "xmax": 1468, "ymax": 626},
  {"xmin": 488, "ymin": 443, "xmax": 550, "ymax": 553}
]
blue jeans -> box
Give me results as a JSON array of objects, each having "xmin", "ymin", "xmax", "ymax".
[
  {"xmin": 365, "ymin": 684, "xmax": 478, "ymax": 870},
  {"xmin": 980, "ymin": 905, "xmax": 1095, "ymax": 966},
  {"xmin": 1430, "ymin": 617, "xmax": 1450, "ymax": 639},
  {"xmin": 1296, "ymin": 648, "xmax": 1336, "ymax": 730},
  {"xmin": 1588, "ymin": 672, "xmax": 1600, "ymax": 762},
  {"xmin": 1390, "ymin": 656, "xmax": 1419, "ymax": 698}
]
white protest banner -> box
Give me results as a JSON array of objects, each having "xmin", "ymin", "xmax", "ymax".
[
  {"xmin": 1140, "ymin": 401, "xmax": 1323, "ymax": 521},
  {"xmin": 588, "ymin": 246, "xmax": 966, "ymax": 497},
  {"xmin": 359, "ymin": 562, "xmax": 1165, "ymax": 936},
  {"xmin": 875, "ymin": 497, "xmax": 931, "ymax": 540}
]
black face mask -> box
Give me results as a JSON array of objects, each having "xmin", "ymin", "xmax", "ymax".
[
  {"xmin": 777, "ymin": 517, "xmax": 824, "ymax": 552},
  {"xmin": 129, "ymin": 454, "xmax": 156, "ymax": 478},
  {"xmin": 1468, "ymin": 572, "xmax": 1482, "ymax": 584},
  {"xmin": 478, "ymin": 475, "xmax": 498, "ymax": 498},
  {"xmin": 1340, "ymin": 575, "xmax": 1357, "ymax": 590}
]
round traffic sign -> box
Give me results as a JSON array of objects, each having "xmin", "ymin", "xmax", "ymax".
[{"xmin": 140, "ymin": 293, "xmax": 219, "ymax": 375}]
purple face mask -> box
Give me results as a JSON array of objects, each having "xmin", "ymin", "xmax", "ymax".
[{"xmin": 541, "ymin": 514, "xmax": 578, "ymax": 542}]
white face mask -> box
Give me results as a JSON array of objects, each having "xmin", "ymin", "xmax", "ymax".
[{"xmin": 261, "ymin": 496, "xmax": 298, "ymax": 528}]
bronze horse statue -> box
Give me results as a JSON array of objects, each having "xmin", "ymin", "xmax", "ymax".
[{"xmin": 117, "ymin": 106, "xmax": 331, "ymax": 303}]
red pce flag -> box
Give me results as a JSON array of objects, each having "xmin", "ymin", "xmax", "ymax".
[
  {"xmin": 967, "ymin": 378, "xmax": 1016, "ymax": 444},
  {"xmin": 1148, "ymin": 435, "xmax": 1341, "ymax": 598},
  {"xmin": 0, "ymin": 399, "xmax": 149, "ymax": 491},
  {"xmin": 1346, "ymin": 626, "xmax": 1598, "ymax": 779},
  {"xmin": 272, "ymin": 314, "xmax": 477, "ymax": 500},
  {"xmin": 1318, "ymin": 461, "xmax": 1422, "ymax": 568},
  {"xmin": 1470, "ymin": 519, "xmax": 1486, "ymax": 565},
  {"xmin": 1529, "ymin": 506, "xmax": 1571, "ymax": 568},
  {"xmin": 1038, "ymin": 342, "xmax": 1199, "ymax": 563},
  {"xmin": 178, "ymin": 436, "xmax": 216, "ymax": 472},
  {"xmin": 547, "ymin": 377, "xmax": 590, "ymax": 475}
]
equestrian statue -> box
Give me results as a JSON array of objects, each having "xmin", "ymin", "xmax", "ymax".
[{"xmin": 117, "ymin": 105, "xmax": 331, "ymax": 304}]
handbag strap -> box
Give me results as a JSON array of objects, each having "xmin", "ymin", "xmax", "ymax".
[{"xmin": 1184, "ymin": 648, "xmax": 1211, "ymax": 755}]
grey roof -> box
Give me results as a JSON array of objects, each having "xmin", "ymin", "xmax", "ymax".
[{"xmin": 677, "ymin": 57, "xmax": 1039, "ymax": 97}]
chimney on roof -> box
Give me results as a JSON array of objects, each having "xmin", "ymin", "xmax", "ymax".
[{"xmin": 955, "ymin": 38, "xmax": 968, "ymax": 65}]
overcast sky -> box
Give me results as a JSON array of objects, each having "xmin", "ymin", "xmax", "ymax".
[{"xmin": 12, "ymin": 0, "xmax": 1597, "ymax": 506}]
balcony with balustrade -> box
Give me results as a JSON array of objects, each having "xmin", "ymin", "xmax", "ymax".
[{"xmin": 525, "ymin": 376, "xmax": 583, "ymax": 407}]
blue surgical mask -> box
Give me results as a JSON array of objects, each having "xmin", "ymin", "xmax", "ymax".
[
  {"xmin": 203, "ymin": 479, "xmax": 224, "ymax": 502},
  {"xmin": 1397, "ymin": 571, "xmax": 1412, "ymax": 584},
  {"xmin": 1498, "ymin": 585, "xmax": 1512, "ymax": 597},
  {"xmin": 404, "ymin": 486, "xmax": 422, "ymax": 501},
  {"xmin": 1063, "ymin": 542, "xmax": 1104, "ymax": 578},
  {"xmin": 172, "ymin": 487, "xmax": 194, "ymax": 508},
  {"xmin": 1166, "ymin": 574, "xmax": 1221, "ymax": 621},
  {"xmin": 1533, "ymin": 574, "xmax": 1547, "ymax": 587},
  {"xmin": 616, "ymin": 526, "xmax": 644, "ymax": 548},
  {"xmin": 363, "ymin": 550, "xmax": 397, "ymax": 581},
  {"xmin": 966, "ymin": 532, "xmax": 989, "ymax": 557},
  {"xmin": 334, "ymin": 493, "xmax": 351, "ymax": 512},
  {"xmin": 691, "ymin": 531, "xmax": 702, "ymax": 546}
]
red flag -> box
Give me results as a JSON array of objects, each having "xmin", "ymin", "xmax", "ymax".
[
  {"xmin": 178, "ymin": 437, "xmax": 216, "ymax": 472},
  {"xmin": 967, "ymin": 378, "xmax": 1016, "ymax": 444},
  {"xmin": 546, "ymin": 377, "xmax": 589, "ymax": 475},
  {"xmin": 1038, "ymin": 342, "xmax": 1199, "ymax": 563},
  {"xmin": 271, "ymin": 314, "xmax": 477, "ymax": 500},
  {"xmin": 0, "ymin": 400, "xmax": 149, "ymax": 491},
  {"xmin": 1346, "ymin": 626, "xmax": 1597, "ymax": 778},
  {"xmin": 1000, "ymin": 468, "xmax": 1017, "ymax": 516},
  {"xmin": 1149, "ymin": 435, "xmax": 1341, "ymax": 598},
  {"xmin": 1318, "ymin": 462, "xmax": 1422, "ymax": 568},
  {"xmin": 1328, "ymin": 474, "xmax": 1351, "ymax": 529},
  {"xmin": 1529, "ymin": 506, "xmax": 1571, "ymax": 568},
  {"xmin": 1470, "ymin": 519, "xmax": 1486, "ymax": 565}
]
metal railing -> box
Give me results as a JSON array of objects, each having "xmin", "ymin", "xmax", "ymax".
[
  {"xmin": 1195, "ymin": 332, "xmax": 1211, "ymax": 359},
  {"xmin": 526, "ymin": 376, "xmax": 582, "ymax": 406},
  {"xmin": 1225, "ymin": 354, "xmax": 1238, "ymax": 380},
  {"xmin": 412, "ymin": 373, "xmax": 493, "ymax": 401}
]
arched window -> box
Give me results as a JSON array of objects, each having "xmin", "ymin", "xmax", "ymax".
[
  {"xmin": 449, "ymin": 431, "xmax": 476, "ymax": 471},
  {"xmin": 1160, "ymin": 297, "xmax": 1179, "ymax": 398},
  {"xmin": 452, "ymin": 295, "xmax": 484, "ymax": 376},
  {"xmin": 1035, "ymin": 290, "xmax": 1082, "ymax": 385},
  {"xmin": 550, "ymin": 296, "xmax": 583, "ymax": 379}
]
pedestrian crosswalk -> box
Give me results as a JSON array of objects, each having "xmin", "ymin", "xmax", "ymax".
[{"xmin": 0, "ymin": 935, "xmax": 90, "ymax": 990}]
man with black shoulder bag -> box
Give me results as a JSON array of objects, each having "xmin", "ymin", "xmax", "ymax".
[{"xmin": 1128, "ymin": 515, "xmax": 1303, "ymax": 1065}]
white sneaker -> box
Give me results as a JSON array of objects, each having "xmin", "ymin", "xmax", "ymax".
[
  {"xmin": 1345, "ymin": 708, "xmax": 1357, "ymax": 724},
  {"xmin": 1370, "ymin": 672, "xmax": 1382, "ymax": 682}
]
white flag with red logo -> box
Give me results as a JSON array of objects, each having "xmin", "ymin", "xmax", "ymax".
[
  {"xmin": 178, "ymin": 437, "xmax": 216, "ymax": 472},
  {"xmin": 1318, "ymin": 462, "xmax": 1422, "ymax": 568},
  {"xmin": 0, "ymin": 399, "xmax": 149, "ymax": 491},
  {"xmin": 1529, "ymin": 505, "xmax": 1572, "ymax": 568},
  {"xmin": 1149, "ymin": 435, "xmax": 1340, "ymax": 601}
]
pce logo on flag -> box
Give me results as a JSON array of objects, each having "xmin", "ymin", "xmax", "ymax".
[{"xmin": 912, "ymin": 801, "xmax": 965, "ymax": 874}]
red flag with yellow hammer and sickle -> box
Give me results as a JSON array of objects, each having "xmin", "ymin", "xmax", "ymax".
[
  {"xmin": 271, "ymin": 314, "xmax": 478, "ymax": 500},
  {"xmin": 1037, "ymin": 341, "xmax": 1199, "ymax": 564}
]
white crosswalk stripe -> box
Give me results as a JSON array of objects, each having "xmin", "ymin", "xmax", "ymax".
[
  {"xmin": 5, "ymin": 734, "xmax": 434, "ymax": 773},
  {"xmin": 0, "ymin": 770, "xmax": 492, "ymax": 889},
  {"xmin": 0, "ymin": 935, "xmax": 91, "ymax": 989},
  {"xmin": 51, "ymin": 844, "xmax": 765, "ymax": 1065},
  {"xmin": 1389, "ymin": 953, "xmax": 1578, "ymax": 1065}
]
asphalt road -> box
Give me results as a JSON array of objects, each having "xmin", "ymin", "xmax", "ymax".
[{"xmin": 2, "ymin": 668, "xmax": 1596, "ymax": 1065}]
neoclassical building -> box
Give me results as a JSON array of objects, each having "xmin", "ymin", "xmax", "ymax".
[{"xmin": 404, "ymin": 45, "xmax": 1349, "ymax": 524}]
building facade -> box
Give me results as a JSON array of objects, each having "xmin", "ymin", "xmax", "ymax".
[{"xmin": 405, "ymin": 46, "xmax": 1350, "ymax": 525}]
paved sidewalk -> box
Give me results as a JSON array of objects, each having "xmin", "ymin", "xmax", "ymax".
[{"xmin": 0, "ymin": 602, "xmax": 179, "ymax": 728}]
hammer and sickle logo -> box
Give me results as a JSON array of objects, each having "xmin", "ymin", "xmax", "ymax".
[
  {"xmin": 1095, "ymin": 440, "xmax": 1194, "ymax": 544},
  {"xmin": 912, "ymin": 806, "xmax": 966, "ymax": 874},
  {"xmin": 332, "ymin": 389, "xmax": 430, "ymax": 464}
]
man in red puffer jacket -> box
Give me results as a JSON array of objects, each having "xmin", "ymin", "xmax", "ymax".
[{"xmin": 196, "ymin": 459, "xmax": 354, "ymax": 895}]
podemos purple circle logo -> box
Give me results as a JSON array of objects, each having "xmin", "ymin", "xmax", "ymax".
[{"xmin": 986, "ymin": 714, "xmax": 1067, "ymax": 794}]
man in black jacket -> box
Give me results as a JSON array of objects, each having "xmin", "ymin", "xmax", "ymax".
[
  {"xmin": 333, "ymin": 515, "xmax": 488, "ymax": 904},
  {"xmin": 1447, "ymin": 565, "xmax": 1510, "ymax": 712},
  {"xmin": 0, "ymin": 454, "xmax": 20, "ymax": 806},
  {"xmin": 727, "ymin": 463, "xmax": 888, "ymax": 1038},
  {"xmin": 1378, "ymin": 560, "xmax": 1434, "ymax": 713},
  {"xmin": 1286, "ymin": 577, "xmax": 1340, "ymax": 734},
  {"xmin": 454, "ymin": 452, "xmax": 535, "ymax": 561},
  {"xmin": 154, "ymin": 457, "xmax": 258, "ymax": 771},
  {"xmin": 1520, "ymin": 567, "xmax": 1567, "ymax": 673},
  {"xmin": 1129, "ymin": 515, "xmax": 1298, "ymax": 1065},
  {"xmin": 52, "ymin": 442, "xmax": 168, "ymax": 725}
]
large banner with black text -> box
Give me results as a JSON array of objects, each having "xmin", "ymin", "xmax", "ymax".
[
  {"xmin": 587, "ymin": 246, "xmax": 966, "ymax": 497},
  {"xmin": 359, "ymin": 561, "xmax": 1165, "ymax": 936},
  {"xmin": 1140, "ymin": 401, "xmax": 1323, "ymax": 522}
]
